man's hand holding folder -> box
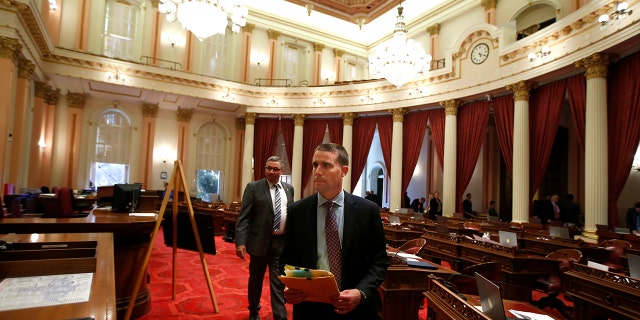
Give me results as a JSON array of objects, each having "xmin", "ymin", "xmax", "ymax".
[{"xmin": 278, "ymin": 265, "xmax": 340, "ymax": 304}]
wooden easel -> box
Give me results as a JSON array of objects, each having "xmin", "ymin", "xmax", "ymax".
[{"xmin": 124, "ymin": 160, "xmax": 219, "ymax": 320}]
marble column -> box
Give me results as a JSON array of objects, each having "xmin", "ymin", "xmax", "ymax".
[
  {"xmin": 141, "ymin": 103, "xmax": 159, "ymax": 188},
  {"xmin": 0, "ymin": 37, "xmax": 20, "ymax": 195},
  {"xmin": 66, "ymin": 92, "xmax": 86, "ymax": 187},
  {"xmin": 389, "ymin": 108, "xmax": 406, "ymax": 210},
  {"xmin": 480, "ymin": 0, "xmax": 498, "ymax": 25},
  {"xmin": 441, "ymin": 99, "xmax": 460, "ymax": 216},
  {"xmin": 426, "ymin": 24, "xmax": 440, "ymax": 61},
  {"xmin": 333, "ymin": 49, "xmax": 344, "ymax": 84},
  {"xmin": 312, "ymin": 43, "xmax": 324, "ymax": 86},
  {"xmin": 241, "ymin": 24, "xmax": 255, "ymax": 83},
  {"xmin": 341, "ymin": 112, "xmax": 354, "ymax": 192},
  {"xmin": 176, "ymin": 108, "xmax": 192, "ymax": 175},
  {"xmin": 575, "ymin": 52, "xmax": 616, "ymax": 240},
  {"xmin": 8, "ymin": 58, "xmax": 34, "ymax": 190},
  {"xmin": 267, "ymin": 30, "xmax": 281, "ymax": 86},
  {"xmin": 506, "ymin": 81, "xmax": 535, "ymax": 223},
  {"xmin": 28, "ymin": 82, "xmax": 48, "ymax": 188},
  {"xmin": 241, "ymin": 113, "xmax": 256, "ymax": 191},
  {"xmin": 42, "ymin": 87, "xmax": 60, "ymax": 187},
  {"xmin": 291, "ymin": 114, "xmax": 305, "ymax": 200}
]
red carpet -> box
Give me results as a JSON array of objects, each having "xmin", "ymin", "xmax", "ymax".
[
  {"xmin": 140, "ymin": 230, "xmax": 429, "ymax": 319},
  {"xmin": 139, "ymin": 229, "xmax": 566, "ymax": 319}
]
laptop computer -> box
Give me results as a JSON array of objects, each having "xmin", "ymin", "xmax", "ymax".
[
  {"xmin": 435, "ymin": 224, "xmax": 449, "ymax": 234},
  {"xmin": 587, "ymin": 260, "xmax": 610, "ymax": 271},
  {"xmin": 475, "ymin": 272, "xmax": 519, "ymax": 320},
  {"xmin": 412, "ymin": 212, "xmax": 424, "ymax": 220},
  {"xmin": 627, "ymin": 254, "xmax": 640, "ymax": 278},
  {"xmin": 548, "ymin": 226, "xmax": 570, "ymax": 239},
  {"xmin": 614, "ymin": 227, "xmax": 631, "ymax": 234},
  {"xmin": 436, "ymin": 215, "xmax": 449, "ymax": 224},
  {"xmin": 388, "ymin": 215, "xmax": 401, "ymax": 226},
  {"xmin": 498, "ymin": 231, "xmax": 518, "ymax": 248}
]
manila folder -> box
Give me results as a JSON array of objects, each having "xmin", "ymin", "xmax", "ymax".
[{"xmin": 278, "ymin": 274, "xmax": 340, "ymax": 304}]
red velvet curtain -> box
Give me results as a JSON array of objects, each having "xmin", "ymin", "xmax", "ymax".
[
  {"xmin": 402, "ymin": 110, "xmax": 429, "ymax": 193},
  {"xmin": 608, "ymin": 52, "xmax": 640, "ymax": 226},
  {"xmin": 377, "ymin": 115, "xmax": 393, "ymax": 177},
  {"xmin": 253, "ymin": 118, "xmax": 280, "ymax": 181},
  {"xmin": 301, "ymin": 119, "xmax": 328, "ymax": 194},
  {"xmin": 566, "ymin": 74, "xmax": 586, "ymax": 151},
  {"xmin": 426, "ymin": 109, "xmax": 445, "ymax": 170},
  {"xmin": 529, "ymin": 79, "xmax": 566, "ymax": 199},
  {"xmin": 280, "ymin": 118, "xmax": 294, "ymax": 167},
  {"xmin": 327, "ymin": 118, "xmax": 343, "ymax": 144},
  {"xmin": 493, "ymin": 95, "xmax": 515, "ymax": 176},
  {"xmin": 455, "ymin": 101, "xmax": 490, "ymax": 212},
  {"xmin": 351, "ymin": 117, "xmax": 377, "ymax": 192}
]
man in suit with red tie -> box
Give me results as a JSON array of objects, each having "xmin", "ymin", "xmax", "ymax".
[
  {"xmin": 236, "ymin": 156, "xmax": 294, "ymax": 320},
  {"xmin": 282, "ymin": 143, "xmax": 390, "ymax": 320}
]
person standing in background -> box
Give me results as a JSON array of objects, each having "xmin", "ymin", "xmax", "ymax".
[
  {"xmin": 235, "ymin": 156, "xmax": 294, "ymax": 320},
  {"xmin": 428, "ymin": 191, "xmax": 442, "ymax": 221},
  {"xmin": 282, "ymin": 143, "xmax": 389, "ymax": 320}
]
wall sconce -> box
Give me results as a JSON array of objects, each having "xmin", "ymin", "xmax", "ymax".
[
  {"xmin": 408, "ymin": 86, "xmax": 423, "ymax": 96},
  {"xmin": 360, "ymin": 91, "xmax": 374, "ymax": 103},
  {"xmin": 48, "ymin": 0, "xmax": 58, "ymax": 11},
  {"xmin": 221, "ymin": 89, "xmax": 237, "ymax": 101},
  {"xmin": 106, "ymin": 70, "xmax": 125, "ymax": 83},
  {"xmin": 266, "ymin": 95, "xmax": 279, "ymax": 106},
  {"xmin": 321, "ymin": 72, "xmax": 335, "ymax": 85},
  {"xmin": 312, "ymin": 96, "xmax": 326, "ymax": 105},
  {"xmin": 528, "ymin": 46, "xmax": 551, "ymax": 62},
  {"xmin": 599, "ymin": 1, "xmax": 633, "ymax": 28},
  {"xmin": 252, "ymin": 55, "xmax": 267, "ymax": 67},
  {"xmin": 38, "ymin": 137, "xmax": 46, "ymax": 151}
]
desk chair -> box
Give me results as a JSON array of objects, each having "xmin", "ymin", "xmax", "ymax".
[
  {"xmin": 397, "ymin": 238, "xmax": 427, "ymax": 255},
  {"xmin": 534, "ymin": 248, "xmax": 582, "ymax": 319},
  {"xmin": 447, "ymin": 262, "xmax": 503, "ymax": 296},
  {"xmin": 599, "ymin": 239, "xmax": 631, "ymax": 273}
]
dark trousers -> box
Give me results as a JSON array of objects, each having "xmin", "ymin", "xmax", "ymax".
[{"xmin": 248, "ymin": 234, "xmax": 287, "ymax": 320}]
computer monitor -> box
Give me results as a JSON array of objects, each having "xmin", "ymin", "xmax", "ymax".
[
  {"xmin": 548, "ymin": 226, "xmax": 570, "ymax": 239},
  {"xmin": 112, "ymin": 183, "xmax": 142, "ymax": 213},
  {"xmin": 475, "ymin": 272, "xmax": 519, "ymax": 320},
  {"xmin": 498, "ymin": 230, "xmax": 518, "ymax": 248}
]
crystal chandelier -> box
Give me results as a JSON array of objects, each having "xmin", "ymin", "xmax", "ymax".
[
  {"xmin": 158, "ymin": 0, "xmax": 248, "ymax": 41},
  {"xmin": 369, "ymin": 4, "xmax": 432, "ymax": 88}
]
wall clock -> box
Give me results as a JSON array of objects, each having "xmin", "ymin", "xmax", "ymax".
[{"xmin": 470, "ymin": 43, "xmax": 490, "ymax": 65}]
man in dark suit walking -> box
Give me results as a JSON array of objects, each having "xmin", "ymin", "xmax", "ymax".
[
  {"xmin": 236, "ymin": 156, "xmax": 294, "ymax": 320},
  {"xmin": 626, "ymin": 201, "xmax": 640, "ymax": 235},
  {"xmin": 282, "ymin": 143, "xmax": 390, "ymax": 320}
]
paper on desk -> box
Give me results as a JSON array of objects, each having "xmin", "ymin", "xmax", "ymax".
[
  {"xmin": 129, "ymin": 212, "xmax": 157, "ymax": 217},
  {"xmin": 509, "ymin": 310, "xmax": 555, "ymax": 320},
  {"xmin": 0, "ymin": 273, "xmax": 93, "ymax": 311},
  {"xmin": 396, "ymin": 252, "xmax": 421, "ymax": 260},
  {"xmin": 278, "ymin": 265, "xmax": 339, "ymax": 304}
]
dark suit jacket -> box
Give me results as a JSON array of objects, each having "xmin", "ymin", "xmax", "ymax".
[
  {"xmin": 235, "ymin": 178, "xmax": 294, "ymax": 257},
  {"xmin": 626, "ymin": 208, "xmax": 640, "ymax": 234},
  {"xmin": 282, "ymin": 191, "xmax": 390, "ymax": 320}
]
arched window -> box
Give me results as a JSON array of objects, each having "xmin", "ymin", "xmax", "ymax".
[
  {"xmin": 195, "ymin": 122, "xmax": 227, "ymax": 201},
  {"xmin": 513, "ymin": 2, "xmax": 558, "ymax": 40},
  {"xmin": 103, "ymin": 0, "xmax": 140, "ymax": 60},
  {"xmin": 91, "ymin": 109, "xmax": 132, "ymax": 187}
]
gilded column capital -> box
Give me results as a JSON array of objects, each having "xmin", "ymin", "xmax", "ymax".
[
  {"xmin": 18, "ymin": 58, "xmax": 35, "ymax": 79},
  {"xmin": 440, "ymin": 99, "xmax": 461, "ymax": 116},
  {"xmin": 45, "ymin": 88, "xmax": 60, "ymax": 106},
  {"xmin": 142, "ymin": 103, "xmax": 159, "ymax": 118},
  {"xmin": 243, "ymin": 23, "xmax": 255, "ymax": 33},
  {"xmin": 506, "ymin": 81, "xmax": 535, "ymax": 101},
  {"xmin": 236, "ymin": 117, "xmax": 246, "ymax": 129},
  {"xmin": 334, "ymin": 49, "xmax": 344, "ymax": 58},
  {"xmin": 176, "ymin": 108, "xmax": 193, "ymax": 122},
  {"xmin": 426, "ymin": 23, "xmax": 440, "ymax": 36},
  {"xmin": 389, "ymin": 108, "xmax": 407, "ymax": 122},
  {"xmin": 0, "ymin": 36, "xmax": 21, "ymax": 65},
  {"xmin": 34, "ymin": 82, "xmax": 48, "ymax": 98},
  {"xmin": 575, "ymin": 52, "xmax": 617, "ymax": 80},
  {"xmin": 293, "ymin": 114, "xmax": 306, "ymax": 126},
  {"xmin": 313, "ymin": 43, "xmax": 325, "ymax": 52},
  {"xmin": 267, "ymin": 29, "xmax": 281, "ymax": 41},
  {"xmin": 480, "ymin": 0, "xmax": 498, "ymax": 10},
  {"xmin": 244, "ymin": 112, "xmax": 257, "ymax": 125},
  {"xmin": 67, "ymin": 92, "xmax": 86, "ymax": 109},
  {"xmin": 340, "ymin": 112, "xmax": 355, "ymax": 125}
]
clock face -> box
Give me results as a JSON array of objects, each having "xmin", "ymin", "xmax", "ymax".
[{"xmin": 471, "ymin": 43, "xmax": 490, "ymax": 64}]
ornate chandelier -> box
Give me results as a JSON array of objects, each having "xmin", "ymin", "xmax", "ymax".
[
  {"xmin": 369, "ymin": 4, "xmax": 432, "ymax": 88},
  {"xmin": 158, "ymin": 0, "xmax": 248, "ymax": 41}
]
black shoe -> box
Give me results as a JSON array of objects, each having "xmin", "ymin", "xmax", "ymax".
[{"xmin": 249, "ymin": 314, "xmax": 260, "ymax": 320}]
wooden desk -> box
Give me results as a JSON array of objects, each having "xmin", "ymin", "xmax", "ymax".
[
  {"xmin": 384, "ymin": 226, "xmax": 425, "ymax": 248},
  {"xmin": 457, "ymin": 237, "xmax": 557, "ymax": 301},
  {"xmin": 421, "ymin": 231, "xmax": 462, "ymax": 270},
  {"xmin": 565, "ymin": 263, "xmax": 640, "ymax": 320},
  {"xmin": 379, "ymin": 253, "xmax": 457, "ymax": 320},
  {"xmin": 0, "ymin": 233, "xmax": 116, "ymax": 320},
  {"xmin": 0, "ymin": 210, "xmax": 156, "ymax": 319},
  {"xmin": 425, "ymin": 276, "xmax": 562, "ymax": 320}
]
